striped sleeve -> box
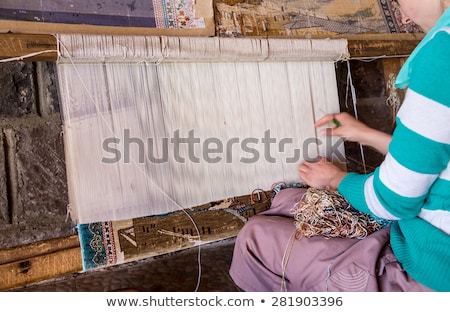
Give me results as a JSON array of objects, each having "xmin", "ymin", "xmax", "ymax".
[{"xmin": 338, "ymin": 29, "xmax": 450, "ymax": 220}]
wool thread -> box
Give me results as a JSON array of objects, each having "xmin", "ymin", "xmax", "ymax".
[{"xmin": 292, "ymin": 188, "xmax": 390, "ymax": 239}]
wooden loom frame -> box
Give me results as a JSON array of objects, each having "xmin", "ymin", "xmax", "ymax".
[{"xmin": 0, "ymin": 33, "xmax": 423, "ymax": 62}]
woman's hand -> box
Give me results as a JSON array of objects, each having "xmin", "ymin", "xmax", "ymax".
[
  {"xmin": 298, "ymin": 157, "xmax": 347, "ymax": 190},
  {"xmin": 316, "ymin": 112, "xmax": 392, "ymax": 155},
  {"xmin": 315, "ymin": 112, "xmax": 371, "ymax": 142}
]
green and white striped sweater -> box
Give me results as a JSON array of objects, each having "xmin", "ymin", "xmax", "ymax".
[{"xmin": 338, "ymin": 10, "xmax": 450, "ymax": 292}]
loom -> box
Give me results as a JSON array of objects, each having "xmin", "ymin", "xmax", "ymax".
[{"xmin": 56, "ymin": 34, "xmax": 349, "ymax": 224}]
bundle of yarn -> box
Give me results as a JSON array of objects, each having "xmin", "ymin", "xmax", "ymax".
[{"xmin": 292, "ymin": 188, "xmax": 389, "ymax": 239}]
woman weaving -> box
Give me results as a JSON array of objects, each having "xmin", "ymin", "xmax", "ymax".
[{"xmin": 229, "ymin": 0, "xmax": 450, "ymax": 292}]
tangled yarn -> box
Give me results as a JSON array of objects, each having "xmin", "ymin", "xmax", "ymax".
[{"xmin": 292, "ymin": 188, "xmax": 390, "ymax": 239}]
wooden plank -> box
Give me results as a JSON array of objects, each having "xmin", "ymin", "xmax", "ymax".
[
  {"xmin": 0, "ymin": 33, "xmax": 424, "ymax": 62},
  {"xmin": 0, "ymin": 33, "xmax": 57, "ymax": 62},
  {"xmin": 0, "ymin": 235, "xmax": 82, "ymax": 290},
  {"xmin": 0, "ymin": 247, "xmax": 82, "ymax": 291},
  {"xmin": 0, "ymin": 235, "xmax": 80, "ymax": 265},
  {"xmin": 343, "ymin": 34, "xmax": 424, "ymax": 58}
]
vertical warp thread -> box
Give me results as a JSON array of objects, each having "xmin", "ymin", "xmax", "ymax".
[{"xmin": 56, "ymin": 34, "xmax": 347, "ymax": 223}]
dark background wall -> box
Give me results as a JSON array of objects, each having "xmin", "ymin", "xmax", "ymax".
[{"xmin": 0, "ymin": 62, "xmax": 74, "ymax": 248}]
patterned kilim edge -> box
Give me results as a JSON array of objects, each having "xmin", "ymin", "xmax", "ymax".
[
  {"xmin": 78, "ymin": 222, "xmax": 117, "ymax": 271},
  {"xmin": 153, "ymin": 0, "xmax": 201, "ymax": 29},
  {"xmin": 379, "ymin": 0, "xmax": 399, "ymax": 33},
  {"xmin": 379, "ymin": 0, "xmax": 423, "ymax": 33},
  {"xmin": 76, "ymin": 186, "xmax": 285, "ymax": 271}
]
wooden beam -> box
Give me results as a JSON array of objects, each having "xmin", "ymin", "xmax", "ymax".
[
  {"xmin": 0, "ymin": 247, "xmax": 82, "ymax": 291},
  {"xmin": 0, "ymin": 33, "xmax": 57, "ymax": 62},
  {"xmin": 0, "ymin": 235, "xmax": 80, "ymax": 265},
  {"xmin": 0, "ymin": 235, "xmax": 82, "ymax": 290},
  {"xmin": 0, "ymin": 33, "xmax": 424, "ymax": 62},
  {"xmin": 342, "ymin": 34, "xmax": 424, "ymax": 58}
]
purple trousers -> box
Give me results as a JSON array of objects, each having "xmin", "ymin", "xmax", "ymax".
[{"xmin": 229, "ymin": 188, "xmax": 431, "ymax": 292}]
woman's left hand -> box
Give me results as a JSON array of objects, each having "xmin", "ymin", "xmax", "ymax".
[{"xmin": 298, "ymin": 157, "xmax": 347, "ymax": 190}]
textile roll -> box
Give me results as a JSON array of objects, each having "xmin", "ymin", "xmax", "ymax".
[{"xmin": 56, "ymin": 35, "xmax": 349, "ymax": 224}]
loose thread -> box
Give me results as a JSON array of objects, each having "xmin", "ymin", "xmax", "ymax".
[
  {"xmin": 0, "ymin": 50, "xmax": 58, "ymax": 63},
  {"xmin": 280, "ymin": 229, "xmax": 298, "ymax": 292},
  {"xmin": 346, "ymin": 60, "xmax": 367, "ymax": 173},
  {"xmin": 292, "ymin": 188, "xmax": 390, "ymax": 239}
]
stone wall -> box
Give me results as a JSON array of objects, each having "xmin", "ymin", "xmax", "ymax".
[{"xmin": 0, "ymin": 62, "xmax": 74, "ymax": 248}]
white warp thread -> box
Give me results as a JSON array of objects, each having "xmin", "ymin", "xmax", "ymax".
[{"xmin": 56, "ymin": 35, "xmax": 347, "ymax": 224}]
